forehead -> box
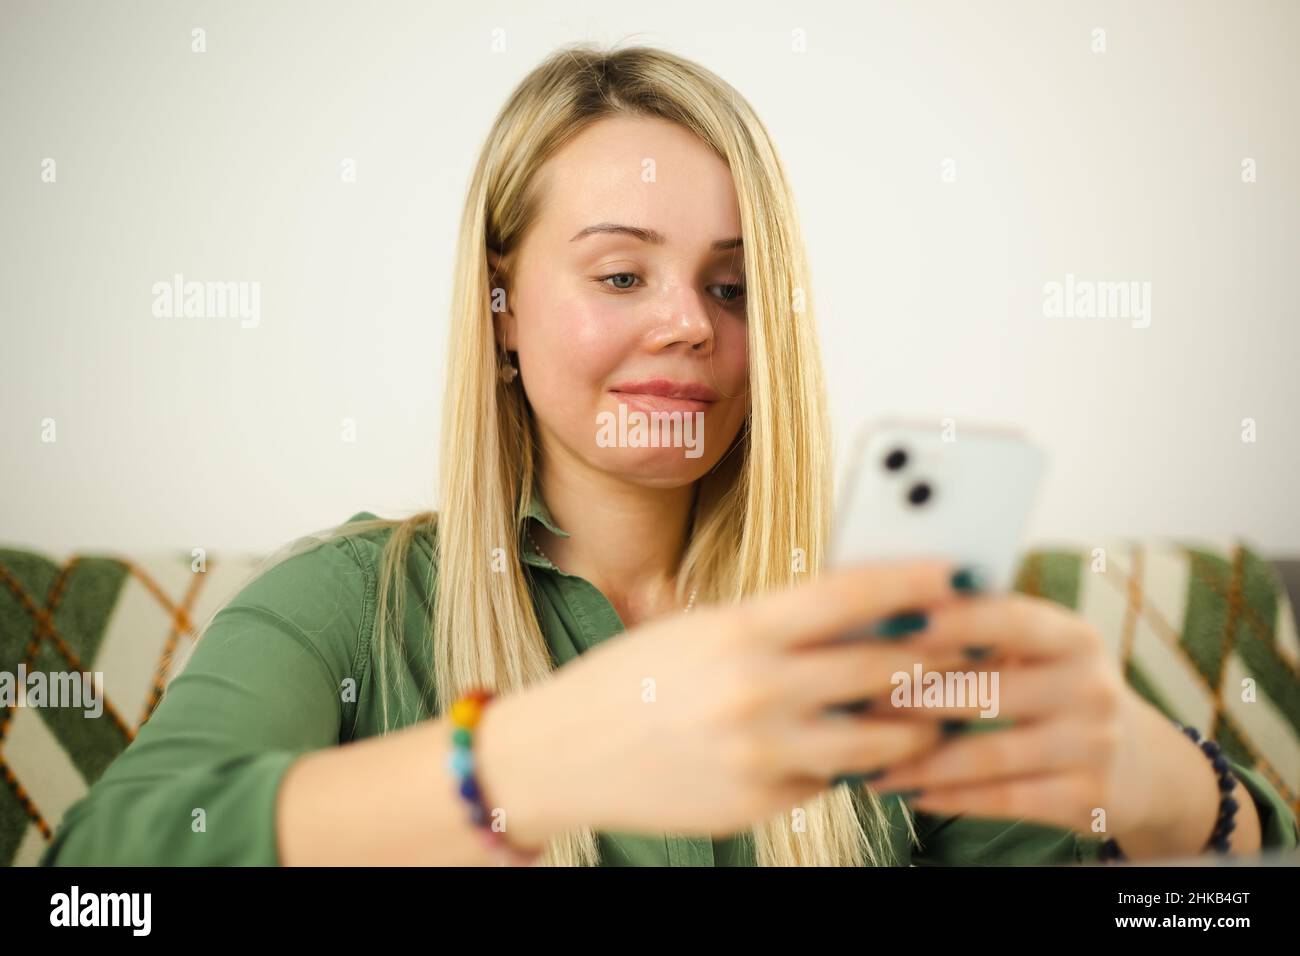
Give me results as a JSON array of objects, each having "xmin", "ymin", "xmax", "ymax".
[{"xmin": 530, "ymin": 115, "xmax": 741, "ymax": 245}]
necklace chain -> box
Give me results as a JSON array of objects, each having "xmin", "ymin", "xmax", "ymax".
[{"xmin": 526, "ymin": 525, "xmax": 698, "ymax": 614}]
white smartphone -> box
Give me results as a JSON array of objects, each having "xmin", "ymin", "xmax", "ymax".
[{"xmin": 828, "ymin": 419, "xmax": 1047, "ymax": 592}]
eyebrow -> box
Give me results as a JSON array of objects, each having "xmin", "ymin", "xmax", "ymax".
[{"xmin": 569, "ymin": 222, "xmax": 742, "ymax": 251}]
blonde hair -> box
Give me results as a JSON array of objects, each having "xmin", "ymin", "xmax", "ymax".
[{"xmin": 220, "ymin": 41, "xmax": 916, "ymax": 866}]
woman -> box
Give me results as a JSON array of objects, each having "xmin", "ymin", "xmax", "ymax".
[{"xmin": 41, "ymin": 44, "xmax": 1296, "ymax": 867}]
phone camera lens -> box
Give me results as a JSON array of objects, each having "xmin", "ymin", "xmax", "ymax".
[
  {"xmin": 907, "ymin": 482, "xmax": 932, "ymax": 507},
  {"xmin": 884, "ymin": 448, "xmax": 908, "ymax": 471}
]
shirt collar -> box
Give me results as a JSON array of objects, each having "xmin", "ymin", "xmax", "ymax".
[
  {"xmin": 523, "ymin": 481, "xmax": 569, "ymax": 537},
  {"xmin": 521, "ymin": 479, "xmax": 569, "ymax": 570}
]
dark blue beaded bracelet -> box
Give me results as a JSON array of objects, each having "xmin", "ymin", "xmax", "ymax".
[{"xmin": 1100, "ymin": 721, "xmax": 1239, "ymax": 862}]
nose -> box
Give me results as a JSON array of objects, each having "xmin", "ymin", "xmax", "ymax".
[{"xmin": 644, "ymin": 285, "xmax": 716, "ymax": 355}]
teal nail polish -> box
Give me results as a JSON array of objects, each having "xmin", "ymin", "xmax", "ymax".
[
  {"xmin": 951, "ymin": 567, "xmax": 984, "ymax": 593},
  {"xmin": 964, "ymin": 645, "xmax": 992, "ymax": 661},
  {"xmin": 941, "ymin": 719, "xmax": 967, "ymax": 738},
  {"xmin": 826, "ymin": 698, "xmax": 874, "ymax": 717},
  {"xmin": 871, "ymin": 611, "xmax": 928, "ymax": 640}
]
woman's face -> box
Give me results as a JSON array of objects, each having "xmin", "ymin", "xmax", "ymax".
[{"xmin": 493, "ymin": 115, "xmax": 750, "ymax": 489}]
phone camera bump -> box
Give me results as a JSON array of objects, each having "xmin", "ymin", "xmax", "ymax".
[
  {"xmin": 883, "ymin": 448, "xmax": 908, "ymax": 472},
  {"xmin": 907, "ymin": 482, "xmax": 933, "ymax": 507}
]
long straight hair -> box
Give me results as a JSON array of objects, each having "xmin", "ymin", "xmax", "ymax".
[{"xmin": 217, "ymin": 42, "xmax": 916, "ymax": 866}]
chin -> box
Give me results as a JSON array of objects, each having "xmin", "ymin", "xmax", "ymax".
[{"xmin": 593, "ymin": 448, "xmax": 720, "ymax": 488}]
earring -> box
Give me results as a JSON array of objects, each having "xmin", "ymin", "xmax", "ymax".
[{"xmin": 498, "ymin": 353, "xmax": 518, "ymax": 385}]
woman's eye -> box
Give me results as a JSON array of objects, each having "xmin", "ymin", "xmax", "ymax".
[
  {"xmin": 709, "ymin": 283, "xmax": 747, "ymax": 303},
  {"xmin": 597, "ymin": 272, "xmax": 640, "ymax": 291},
  {"xmin": 594, "ymin": 273, "xmax": 746, "ymax": 302}
]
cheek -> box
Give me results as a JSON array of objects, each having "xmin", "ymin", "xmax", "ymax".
[
  {"xmin": 518, "ymin": 292, "xmax": 628, "ymax": 380},
  {"xmin": 712, "ymin": 315, "xmax": 749, "ymax": 389},
  {"xmin": 708, "ymin": 317, "xmax": 750, "ymax": 444},
  {"xmin": 515, "ymin": 291, "xmax": 632, "ymax": 435},
  {"xmin": 561, "ymin": 304, "xmax": 629, "ymax": 374}
]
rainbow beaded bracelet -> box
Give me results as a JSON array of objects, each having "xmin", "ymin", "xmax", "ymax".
[{"xmin": 446, "ymin": 688, "xmax": 542, "ymax": 866}]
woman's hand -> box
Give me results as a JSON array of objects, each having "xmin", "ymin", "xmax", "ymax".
[
  {"xmin": 477, "ymin": 560, "xmax": 978, "ymax": 840},
  {"xmin": 865, "ymin": 592, "xmax": 1263, "ymax": 858}
]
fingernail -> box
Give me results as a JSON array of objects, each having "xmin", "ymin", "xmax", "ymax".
[
  {"xmin": 871, "ymin": 611, "xmax": 928, "ymax": 640},
  {"xmin": 941, "ymin": 719, "xmax": 967, "ymax": 738},
  {"xmin": 826, "ymin": 698, "xmax": 874, "ymax": 717},
  {"xmin": 963, "ymin": 645, "xmax": 992, "ymax": 661},
  {"xmin": 833, "ymin": 769, "xmax": 887, "ymax": 787},
  {"xmin": 951, "ymin": 567, "xmax": 985, "ymax": 593}
]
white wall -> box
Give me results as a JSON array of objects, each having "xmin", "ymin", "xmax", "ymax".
[{"xmin": 2, "ymin": 0, "xmax": 1297, "ymax": 556}]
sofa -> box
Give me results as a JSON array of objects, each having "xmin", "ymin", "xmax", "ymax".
[{"xmin": 2, "ymin": 537, "xmax": 1298, "ymax": 866}]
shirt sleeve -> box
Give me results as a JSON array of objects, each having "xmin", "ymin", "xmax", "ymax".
[
  {"xmin": 910, "ymin": 812, "xmax": 1085, "ymax": 866},
  {"xmin": 38, "ymin": 533, "xmax": 375, "ymax": 866},
  {"xmin": 911, "ymin": 757, "xmax": 1298, "ymax": 865},
  {"xmin": 1225, "ymin": 758, "xmax": 1299, "ymax": 851}
]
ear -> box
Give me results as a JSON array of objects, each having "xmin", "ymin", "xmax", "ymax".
[{"xmin": 487, "ymin": 246, "xmax": 517, "ymax": 351}]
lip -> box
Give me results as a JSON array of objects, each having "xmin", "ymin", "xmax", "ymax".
[{"xmin": 609, "ymin": 378, "xmax": 719, "ymax": 415}]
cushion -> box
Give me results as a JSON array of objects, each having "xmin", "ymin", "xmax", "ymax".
[{"xmin": 0, "ymin": 549, "xmax": 262, "ymax": 866}]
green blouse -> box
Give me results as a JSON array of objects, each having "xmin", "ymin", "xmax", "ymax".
[{"xmin": 40, "ymin": 491, "xmax": 1300, "ymax": 866}]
